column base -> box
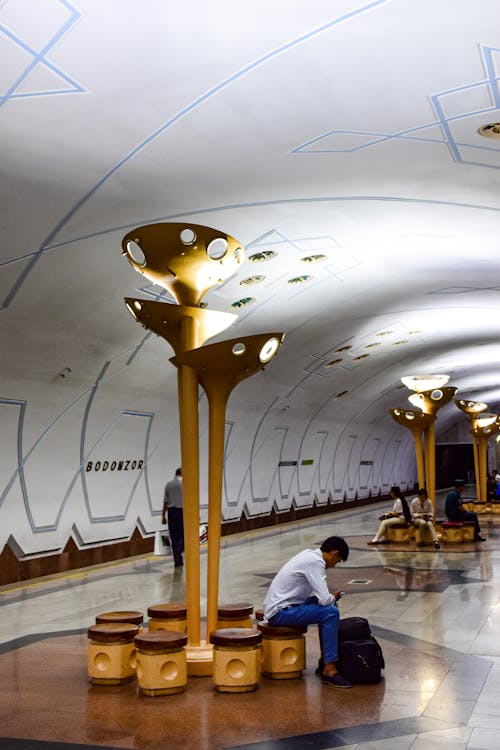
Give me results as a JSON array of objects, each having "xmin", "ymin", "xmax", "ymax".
[{"xmin": 186, "ymin": 641, "xmax": 214, "ymax": 676}]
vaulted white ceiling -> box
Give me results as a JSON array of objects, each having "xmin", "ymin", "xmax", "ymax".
[{"xmin": 1, "ymin": 0, "xmax": 499, "ymax": 446}]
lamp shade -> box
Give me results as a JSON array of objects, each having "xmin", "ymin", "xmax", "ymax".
[
  {"xmin": 472, "ymin": 413, "xmax": 498, "ymax": 429},
  {"xmin": 401, "ymin": 374, "xmax": 450, "ymax": 392},
  {"xmin": 455, "ymin": 399, "xmax": 488, "ymax": 415}
]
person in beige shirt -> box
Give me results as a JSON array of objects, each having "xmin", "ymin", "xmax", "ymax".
[{"xmin": 410, "ymin": 488, "xmax": 440, "ymax": 549}]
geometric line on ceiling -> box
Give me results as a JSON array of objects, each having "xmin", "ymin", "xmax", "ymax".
[
  {"xmin": 293, "ymin": 44, "xmax": 500, "ymax": 170},
  {"xmin": 428, "ymin": 286, "xmax": 500, "ymax": 294},
  {"xmin": 0, "ymin": 0, "xmax": 85, "ymax": 108},
  {"xmin": 0, "ymin": 0, "xmax": 393, "ymax": 309}
]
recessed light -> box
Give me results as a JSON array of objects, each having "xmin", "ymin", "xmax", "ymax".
[
  {"xmin": 335, "ymin": 390, "xmax": 348, "ymax": 398},
  {"xmin": 335, "ymin": 345, "xmax": 352, "ymax": 353},
  {"xmin": 478, "ymin": 123, "xmax": 500, "ymax": 139},
  {"xmin": 325, "ymin": 359, "xmax": 342, "ymax": 367},
  {"xmin": 353, "ymin": 354, "xmax": 369, "ymax": 361}
]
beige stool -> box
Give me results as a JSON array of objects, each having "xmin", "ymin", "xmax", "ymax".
[
  {"xmin": 147, "ymin": 603, "xmax": 187, "ymax": 633},
  {"xmin": 210, "ymin": 628, "xmax": 262, "ymax": 692},
  {"xmin": 135, "ymin": 630, "xmax": 188, "ymax": 696},
  {"xmin": 95, "ymin": 610, "xmax": 143, "ymax": 629},
  {"xmin": 87, "ymin": 622, "xmax": 139, "ymax": 685},
  {"xmin": 386, "ymin": 523, "xmax": 413, "ymax": 542},
  {"xmin": 257, "ymin": 623, "xmax": 307, "ymax": 679},
  {"xmin": 440, "ymin": 522, "xmax": 463, "ymax": 543},
  {"xmin": 217, "ymin": 602, "xmax": 254, "ymax": 629},
  {"xmin": 461, "ymin": 522, "xmax": 476, "ymax": 541}
]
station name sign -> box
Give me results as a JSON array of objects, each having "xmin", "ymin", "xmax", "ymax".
[{"xmin": 85, "ymin": 459, "xmax": 144, "ymax": 472}]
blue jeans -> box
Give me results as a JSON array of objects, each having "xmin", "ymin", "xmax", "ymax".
[{"xmin": 268, "ymin": 596, "xmax": 339, "ymax": 664}]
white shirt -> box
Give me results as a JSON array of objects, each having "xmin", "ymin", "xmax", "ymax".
[
  {"xmin": 391, "ymin": 498, "xmax": 403, "ymax": 515},
  {"xmin": 410, "ymin": 496, "xmax": 434, "ymax": 519},
  {"xmin": 263, "ymin": 548, "xmax": 335, "ymax": 620}
]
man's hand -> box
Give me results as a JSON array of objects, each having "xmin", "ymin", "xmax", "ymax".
[{"xmin": 333, "ymin": 590, "xmax": 343, "ymax": 600}]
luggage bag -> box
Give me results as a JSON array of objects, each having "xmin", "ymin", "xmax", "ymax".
[{"xmin": 336, "ymin": 616, "xmax": 385, "ymax": 684}]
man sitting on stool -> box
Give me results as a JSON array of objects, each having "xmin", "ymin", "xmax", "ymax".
[
  {"xmin": 445, "ymin": 478, "xmax": 485, "ymax": 542},
  {"xmin": 410, "ymin": 488, "xmax": 440, "ymax": 549},
  {"xmin": 263, "ymin": 536, "xmax": 352, "ymax": 689}
]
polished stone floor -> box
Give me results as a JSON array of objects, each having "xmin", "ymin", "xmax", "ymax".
[{"xmin": 1, "ymin": 492, "xmax": 500, "ymax": 750}]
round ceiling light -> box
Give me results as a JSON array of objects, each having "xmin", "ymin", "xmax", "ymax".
[
  {"xmin": 401, "ymin": 374, "xmax": 450, "ymax": 392},
  {"xmin": 259, "ymin": 337, "xmax": 280, "ymax": 363},
  {"xmin": 477, "ymin": 123, "xmax": 500, "ymax": 139}
]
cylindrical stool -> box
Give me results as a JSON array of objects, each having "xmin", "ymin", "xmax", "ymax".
[
  {"xmin": 440, "ymin": 522, "xmax": 463, "ymax": 543},
  {"xmin": 461, "ymin": 522, "xmax": 476, "ymax": 541},
  {"xmin": 257, "ymin": 623, "xmax": 307, "ymax": 679},
  {"xmin": 87, "ymin": 622, "xmax": 139, "ymax": 685},
  {"xmin": 474, "ymin": 502, "xmax": 489, "ymax": 514},
  {"xmin": 135, "ymin": 630, "xmax": 188, "ymax": 696},
  {"xmin": 210, "ymin": 628, "xmax": 262, "ymax": 692},
  {"xmin": 147, "ymin": 603, "xmax": 187, "ymax": 633},
  {"xmin": 96, "ymin": 610, "xmax": 143, "ymax": 628},
  {"xmin": 217, "ymin": 602, "xmax": 254, "ymax": 629},
  {"xmin": 386, "ymin": 523, "xmax": 412, "ymax": 542},
  {"xmin": 254, "ymin": 609, "xmax": 265, "ymax": 622}
]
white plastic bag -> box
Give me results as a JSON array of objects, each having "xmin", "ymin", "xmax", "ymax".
[{"xmin": 153, "ymin": 528, "xmax": 171, "ymax": 556}]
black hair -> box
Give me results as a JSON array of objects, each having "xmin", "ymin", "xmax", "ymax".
[
  {"xmin": 320, "ymin": 536, "xmax": 349, "ymax": 561},
  {"xmin": 390, "ymin": 485, "xmax": 403, "ymax": 497},
  {"xmin": 175, "ymin": 467, "xmax": 182, "ymax": 476},
  {"xmin": 417, "ymin": 488, "xmax": 428, "ymax": 495}
]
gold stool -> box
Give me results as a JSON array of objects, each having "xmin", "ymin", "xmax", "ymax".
[
  {"xmin": 254, "ymin": 609, "xmax": 265, "ymax": 623},
  {"xmin": 386, "ymin": 523, "xmax": 413, "ymax": 543},
  {"xmin": 147, "ymin": 603, "xmax": 187, "ymax": 633},
  {"xmin": 95, "ymin": 610, "xmax": 143, "ymax": 630},
  {"xmin": 257, "ymin": 623, "xmax": 307, "ymax": 679},
  {"xmin": 135, "ymin": 630, "xmax": 188, "ymax": 696},
  {"xmin": 461, "ymin": 522, "xmax": 476, "ymax": 542},
  {"xmin": 87, "ymin": 622, "xmax": 139, "ymax": 685},
  {"xmin": 217, "ymin": 602, "xmax": 254, "ymax": 629},
  {"xmin": 440, "ymin": 522, "xmax": 463, "ymax": 543},
  {"xmin": 210, "ymin": 628, "xmax": 262, "ymax": 692}
]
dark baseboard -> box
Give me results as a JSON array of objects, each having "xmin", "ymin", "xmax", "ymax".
[{"xmin": 1, "ymin": 493, "xmax": 388, "ymax": 586}]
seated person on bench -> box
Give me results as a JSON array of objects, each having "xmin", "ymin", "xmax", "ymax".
[
  {"xmin": 263, "ymin": 536, "xmax": 352, "ymax": 689},
  {"xmin": 445, "ymin": 478, "xmax": 485, "ymax": 542},
  {"xmin": 368, "ymin": 486, "xmax": 411, "ymax": 545},
  {"xmin": 410, "ymin": 488, "xmax": 440, "ymax": 549}
]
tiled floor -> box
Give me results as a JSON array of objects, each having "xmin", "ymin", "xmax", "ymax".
[{"xmin": 1, "ymin": 493, "xmax": 499, "ymax": 749}]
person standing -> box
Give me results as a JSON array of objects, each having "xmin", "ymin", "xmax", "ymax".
[
  {"xmin": 161, "ymin": 467, "xmax": 184, "ymax": 566},
  {"xmin": 445, "ymin": 478, "xmax": 485, "ymax": 542},
  {"xmin": 410, "ymin": 488, "xmax": 440, "ymax": 549},
  {"xmin": 263, "ymin": 536, "xmax": 352, "ymax": 688}
]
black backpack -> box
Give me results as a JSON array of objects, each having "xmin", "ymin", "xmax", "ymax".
[{"xmin": 337, "ymin": 617, "xmax": 385, "ymax": 684}]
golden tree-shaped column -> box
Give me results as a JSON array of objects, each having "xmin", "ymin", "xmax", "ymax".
[
  {"xmin": 390, "ymin": 408, "xmax": 435, "ymax": 490},
  {"xmin": 455, "ymin": 399, "xmax": 489, "ymax": 501},
  {"xmin": 171, "ymin": 333, "xmax": 284, "ymax": 640},
  {"xmin": 122, "ymin": 222, "xmax": 245, "ymax": 673},
  {"xmin": 400, "ymin": 376, "xmax": 455, "ymax": 505}
]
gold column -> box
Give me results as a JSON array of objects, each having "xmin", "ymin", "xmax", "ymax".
[
  {"xmin": 471, "ymin": 418, "xmax": 499, "ymax": 501},
  {"xmin": 171, "ymin": 333, "xmax": 284, "ymax": 640},
  {"xmin": 122, "ymin": 223, "xmax": 244, "ymax": 672},
  {"xmin": 405, "ymin": 386, "xmax": 456, "ymax": 503},
  {"xmin": 454, "ymin": 399, "xmax": 489, "ymax": 502},
  {"xmin": 389, "ymin": 409, "xmax": 434, "ymax": 490}
]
